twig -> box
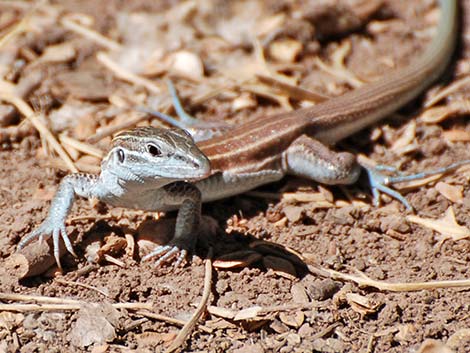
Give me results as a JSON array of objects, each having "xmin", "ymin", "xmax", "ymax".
[
  {"xmin": 0, "ymin": 292, "xmax": 153, "ymax": 312},
  {"xmin": 60, "ymin": 17, "xmax": 122, "ymax": 51},
  {"xmin": 6, "ymin": 235, "xmax": 72, "ymax": 278},
  {"xmin": 136, "ymin": 311, "xmax": 212, "ymax": 334},
  {"xmin": 256, "ymin": 74, "xmax": 329, "ymax": 103},
  {"xmin": 44, "ymin": 158, "xmax": 100, "ymax": 174},
  {"xmin": 424, "ymin": 75, "xmax": 470, "ymax": 108},
  {"xmin": 59, "ymin": 134, "xmax": 104, "ymax": 159},
  {"xmin": 97, "ymin": 52, "xmax": 162, "ymax": 95},
  {"xmin": 86, "ymin": 111, "xmax": 149, "ymax": 143},
  {"xmin": 0, "ymin": 0, "xmax": 43, "ymax": 48},
  {"xmin": 165, "ymin": 248, "xmax": 213, "ymax": 353},
  {"xmin": 0, "ymin": 292, "xmax": 81, "ymax": 304},
  {"xmin": 55, "ymin": 278, "xmax": 109, "ymax": 297},
  {"xmin": 0, "ymin": 302, "xmax": 152, "ymax": 312},
  {"xmin": 308, "ymin": 264, "xmax": 470, "ymax": 291},
  {"xmin": 0, "ymin": 91, "xmax": 77, "ymax": 173}
]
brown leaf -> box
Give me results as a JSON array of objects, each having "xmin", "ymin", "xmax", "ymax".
[
  {"xmin": 345, "ymin": 293, "xmax": 379, "ymax": 316},
  {"xmin": 435, "ymin": 182, "xmax": 463, "ymax": 203},
  {"xmin": 207, "ymin": 306, "xmax": 236, "ymax": 320},
  {"xmin": 390, "ymin": 121, "xmax": 416, "ymax": 153},
  {"xmin": 213, "ymin": 251, "xmax": 262, "ymax": 269},
  {"xmin": 283, "ymin": 205, "xmax": 304, "ymax": 222},
  {"xmin": 279, "ymin": 311, "xmax": 304, "ymax": 328},
  {"xmin": 407, "ymin": 207, "xmax": 470, "ymax": 242},
  {"xmin": 234, "ymin": 306, "xmax": 263, "ymax": 321},
  {"xmin": 416, "ymin": 339, "xmax": 454, "ymax": 353},
  {"xmin": 268, "ymin": 39, "xmax": 303, "ymax": 63},
  {"xmin": 442, "ymin": 129, "xmax": 470, "ymax": 142}
]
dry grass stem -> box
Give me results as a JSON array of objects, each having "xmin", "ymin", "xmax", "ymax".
[
  {"xmin": 55, "ymin": 278, "xmax": 109, "ymax": 297},
  {"xmin": 308, "ymin": 265, "xmax": 470, "ymax": 292},
  {"xmin": 256, "ymin": 74, "xmax": 329, "ymax": 103},
  {"xmin": 424, "ymin": 75, "xmax": 470, "ymax": 108},
  {"xmin": 97, "ymin": 52, "xmax": 162, "ymax": 94},
  {"xmin": 136, "ymin": 310, "xmax": 212, "ymax": 334},
  {"xmin": 87, "ymin": 112, "xmax": 149, "ymax": 143},
  {"xmin": 59, "ymin": 134, "xmax": 104, "ymax": 159},
  {"xmin": 0, "ymin": 92, "xmax": 77, "ymax": 173},
  {"xmin": 60, "ymin": 17, "xmax": 122, "ymax": 51},
  {"xmin": 165, "ymin": 248, "xmax": 213, "ymax": 353},
  {"xmin": 0, "ymin": 292, "xmax": 153, "ymax": 312}
]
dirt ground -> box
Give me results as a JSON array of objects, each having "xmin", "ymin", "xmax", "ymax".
[{"xmin": 1, "ymin": 0, "xmax": 470, "ymax": 352}]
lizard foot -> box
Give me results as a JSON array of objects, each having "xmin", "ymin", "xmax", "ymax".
[
  {"xmin": 360, "ymin": 159, "xmax": 470, "ymax": 211},
  {"xmin": 141, "ymin": 244, "xmax": 189, "ymax": 268},
  {"xmin": 18, "ymin": 219, "xmax": 77, "ymax": 269}
]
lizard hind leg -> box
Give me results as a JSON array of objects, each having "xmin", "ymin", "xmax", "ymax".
[{"xmin": 284, "ymin": 135, "xmax": 361, "ymax": 185}]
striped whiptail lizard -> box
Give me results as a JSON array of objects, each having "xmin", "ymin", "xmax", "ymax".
[{"xmin": 19, "ymin": 0, "xmax": 459, "ymax": 268}]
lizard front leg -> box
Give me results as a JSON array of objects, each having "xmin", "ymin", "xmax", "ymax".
[
  {"xmin": 18, "ymin": 173, "xmax": 98, "ymax": 269},
  {"xmin": 142, "ymin": 181, "xmax": 202, "ymax": 268}
]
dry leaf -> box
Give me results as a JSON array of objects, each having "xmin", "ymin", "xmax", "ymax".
[
  {"xmin": 213, "ymin": 251, "xmax": 262, "ymax": 269},
  {"xmin": 391, "ymin": 121, "xmax": 416, "ymax": 152},
  {"xmin": 256, "ymin": 14, "xmax": 286, "ymax": 36},
  {"xmin": 232, "ymin": 92, "xmax": 257, "ymax": 111},
  {"xmin": 394, "ymin": 323, "xmax": 416, "ymax": 343},
  {"xmin": 282, "ymin": 191, "xmax": 330, "ymax": 204},
  {"xmin": 416, "ymin": 339, "xmax": 454, "ymax": 353},
  {"xmin": 268, "ymin": 39, "xmax": 302, "ymax": 63},
  {"xmin": 283, "ymin": 205, "xmax": 304, "ymax": 222},
  {"xmin": 314, "ymin": 40, "xmax": 365, "ymax": 89},
  {"xmin": 0, "ymin": 312, "xmax": 24, "ymax": 330},
  {"xmin": 435, "ymin": 182, "xmax": 463, "ymax": 203},
  {"xmin": 91, "ymin": 345, "xmax": 109, "ymax": 353},
  {"xmin": 279, "ymin": 311, "xmax": 304, "ymax": 328},
  {"xmin": 205, "ymin": 318, "xmax": 237, "ymax": 330},
  {"xmin": 420, "ymin": 100, "xmax": 470, "ymax": 124},
  {"xmin": 407, "ymin": 207, "xmax": 470, "ymax": 242},
  {"xmin": 207, "ymin": 306, "xmax": 236, "ymax": 320},
  {"xmin": 291, "ymin": 283, "xmax": 310, "ymax": 304},
  {"xmin": 38, "ymin": 42, "xmax": 76, "ymax": 64},
  {"xmin": 345, "ymin": 293, "xmax": 379, "ymax": 316},
  {"xmin": 98, "ymin": 234, "xmax": 127, "ymax": 257},
  {"xmin": 447, "ymin": 328, "xmax": 470, "ymax": 349},
  {"xmin": 270, "ymin": 319, "xmax": 289, "ymax": 334},
  {"xmin": 168, "ymin": 50, "xmax": 204, "ymax": 81},
  {"xmin": 442, "ymin": 129, "xmax": 470, "ymax": 142},
  {"xmin": 234, "ymin": 306, "xmax": 263, "ymax": 321},
  {"xmin": 424, "ymin": 75, "xmax": 470, "ymax": 108},
  {"xmin": 69, "ymin": 304, "xmax": 119, "ymax": 348}
]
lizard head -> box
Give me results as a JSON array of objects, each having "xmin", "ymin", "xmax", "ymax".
[{"xmin": 102, "ymin": 126, "xmax": 211, "ymax": 188}]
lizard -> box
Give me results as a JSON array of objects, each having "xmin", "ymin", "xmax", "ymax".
[{"xmin": 19, "ymin": 0, "xmax": 458, "ymax": 268}]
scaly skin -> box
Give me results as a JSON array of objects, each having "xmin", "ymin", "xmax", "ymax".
[{"xmin": 19, "ymin": 127, "xmax": 211, "ymax": 269}]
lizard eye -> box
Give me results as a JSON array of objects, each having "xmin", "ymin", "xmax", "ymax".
[
  {"xmin": 117, "ymin": 148, "xmax": 125, "ymax": 163},
  {"xmin": 147, "ymin": 144, "xmax": 162, "ymax": 157}
]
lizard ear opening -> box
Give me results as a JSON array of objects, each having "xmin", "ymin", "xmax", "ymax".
[{"xmin": 117, "ymin": 148, "xmax": 125, "ymax": 163}]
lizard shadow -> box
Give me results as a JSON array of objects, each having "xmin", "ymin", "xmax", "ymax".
[{"xmin": 134, "ymin": 210, "xmax": 310, "ymax": 279}]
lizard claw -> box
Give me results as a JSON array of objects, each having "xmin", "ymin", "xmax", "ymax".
[
  {"xmin": 360, "ymin": 159, "xmax": 470, "ymax": 211},
  {"xmin": 142, "ymin": 244, "xmax": 188, "ymax": 268},
  {"xmin": 18, "ymin": 219, "xmax": 76, "ymax": 269}
]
